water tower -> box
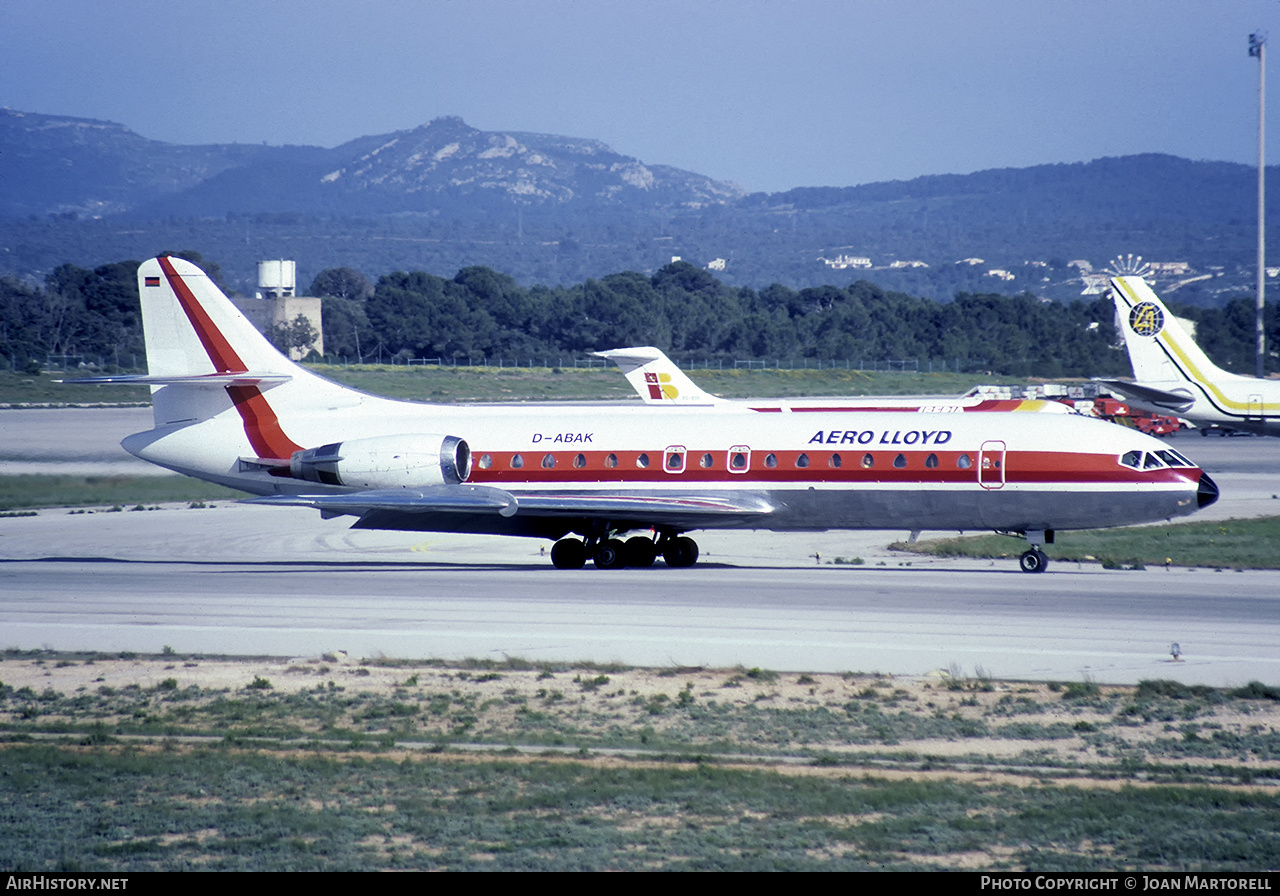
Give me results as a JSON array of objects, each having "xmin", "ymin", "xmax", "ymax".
[
  {"xmin": 256, "ymin": 259, "xmax": 296, "ymax": 299},
  {"xmin": 257, "ymin": 259, "xmax": 323, "ymax": 359}
]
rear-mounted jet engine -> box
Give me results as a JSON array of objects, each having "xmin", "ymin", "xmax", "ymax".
[{"xmin": 290, "ymin": 435, "xmax": 471, "ymax": 489}]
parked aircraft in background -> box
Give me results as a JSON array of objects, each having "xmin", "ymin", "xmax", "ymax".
[
  {"xmin": 1105, "ymin": 276, "xmax": 1280, "ymax": 436},
  {"xmin": 594, "ymin": 345, "xmax": 1070, "ymax": 416},
  {"xmin": 73, "ymin": 257, "xmax": 1217, "ymax": 573}
]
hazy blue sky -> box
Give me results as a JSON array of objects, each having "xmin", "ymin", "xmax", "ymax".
[{"xmin": 8, "ymin": 0, "xmax": 1280, "ymax": 193}]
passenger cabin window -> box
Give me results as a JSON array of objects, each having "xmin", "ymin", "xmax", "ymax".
[
  {"xmin": 796, "ymin": 453, "xmax": 810, "ymax": 468},
  {"xmin": 956, "ymin": 454, "xmax": 972, "ymax": 469},
  {"xmin": 511, "ymin": 454, "xmax": 524, "ymax": 469},
  {"xmin": 893, "ymin": 453, "xmax": 907, "ymax": 469},
  {"xmin": 573, "ymin": 453, "xmax": 586, "ymax": 468},
  {"xmin": 764, "ymin": 453, "xmax": 778, "ymax": 468},
  {"xmin": 478, "ymin": 454, "xmax": 492, "ymax": 470},
  {"xmin": 699, "ymin": 453, "xmax": 714, "ymax": 469},
  {"xmin": 542, "ymin": 454, "xmax": 556, "ymax": 469},
  {"xmin": 605, "ymin": 453, "xmax": 618, "ymax": 468},
  {"xmin": 861, "ymin": 453, "xmax": 874, "ymax": 469},
  {"xmin": 728, "ymin": 446, "xmax": 750, "ymax": 473},
  {"xmin": 636, "ymin": 453, "xmax": 650, "ymax": 469},
  {"xmin": 925, "ymin": 453, "xmax": 939, "ymax": 469},
  {"xmin": 664, "ymin": 447, "xmax": 686, "ymax": 473},
  {"xmin": 828, "ymin": 453, "xmax": 842, "ymax": 468}
]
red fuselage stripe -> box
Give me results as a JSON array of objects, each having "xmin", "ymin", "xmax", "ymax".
[
  {"xmin": 225, "ymin": 385, "xmax": 304, "ymax": 459},
  {"xmin": 468, "ymin": 448, "xmax": 1200, "ymax": 487},
  {"xmin": 158, "ymin": 257, "xmax": 303, "ymax": 459}
]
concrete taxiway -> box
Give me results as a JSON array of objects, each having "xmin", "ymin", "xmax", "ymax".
[{"xmin": 2, "ymin": 408, "xmax": 1279, "ymax": 685}]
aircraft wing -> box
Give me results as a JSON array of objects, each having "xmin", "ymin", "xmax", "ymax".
[
  {"xmin": 1095, "ymin": 379, "xmax": 1196, "ymax": 414},
  {"xmin": 245, "ymin": 485, "xmax": 520, "ymax": 518},
  {"xmin": 245, "ymin": 485, "xmax": 774, "ymax": 525}
]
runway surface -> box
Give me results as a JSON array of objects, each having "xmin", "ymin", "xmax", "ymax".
[{"xmin": 2, "ymin": 408, "xmax": 1279, "ymax": 686}]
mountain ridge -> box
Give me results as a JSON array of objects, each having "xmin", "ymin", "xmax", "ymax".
[{"xmin": 2, "ymin": 107, "xmax": 1276, "ymax": 304}]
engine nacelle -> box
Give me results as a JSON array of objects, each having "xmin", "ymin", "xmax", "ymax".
[{"xmin": 290, "ymin": 434, "xmax": 471, "ymax": 489}]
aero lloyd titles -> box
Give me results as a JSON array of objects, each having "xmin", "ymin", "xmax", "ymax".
[{"xmin": 809, "ymin": 429, "xmax": 953, "ymax": 446}]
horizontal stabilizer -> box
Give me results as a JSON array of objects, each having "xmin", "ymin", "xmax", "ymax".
[
  {"xmin": 63, "ymin": 372, "xmax": 292, "ymax": 387},
  {"xmin": 1096, "ymin": 379, "xmax": 1196, "ymax": 414}
]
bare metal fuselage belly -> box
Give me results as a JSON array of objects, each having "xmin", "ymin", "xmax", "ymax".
[{"xmin": 351, "ymin": 483, "xmax": 1198, "ymax": 539}]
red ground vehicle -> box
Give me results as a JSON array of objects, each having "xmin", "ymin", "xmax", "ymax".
[{"xmin": 1061, "ymin": 397, "xmax": 1182, "ymax": 436}]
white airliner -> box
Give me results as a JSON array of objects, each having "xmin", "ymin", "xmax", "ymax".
[
  {"xmin": 77, "ymin": 256, "xmax": 1218, "ymax": 573},
  {"xmin": 1106, "ymin": 276, "xmax": 1280, "ymax": 436},
  {"xmin": 594, "ymin": 346, "xmax": 1072, "ymax": 416}
]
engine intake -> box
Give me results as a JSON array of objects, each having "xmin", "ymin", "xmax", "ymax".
[{"xmin": 290, "ymin": 434, "xmax": 471, "ymax": 489}]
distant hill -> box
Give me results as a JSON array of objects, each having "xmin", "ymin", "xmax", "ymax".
[
  {"xmin": 0, "ymin": 109, "xmax": 281, "ymax": 218},
  {"xmin": 1, "ymin": 108, "xmax": 1276, "ymax": 304},
  {"xmin": 1, "ymin": 110, "xmax": 743, "ymax": 220}
]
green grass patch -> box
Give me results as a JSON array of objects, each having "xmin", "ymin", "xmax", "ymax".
[
  {"xmin": 0, "ymin": 475, "xmax": 240, "ymax": 511},
  {"xmin": 4, "ymin": 657, "xmax": 1280, "ymax": 870},
  {"xmin": 0, "ymin": 370, "xmax": 150, "ymax": 407},
  {"xmin": 6, "ymin": 363, "xmax": 1030, "ymax": 406},
  {"xmin": 3, "ymin": 740, "xmax": 1278, "ymax": 870},
  {"xmin": 893, "ymin": 517, "xmax": 1280, "ymax": 570},
  {"xmin": 306, "ymin": 364, "xmax": 1009, "ymax": 403}
]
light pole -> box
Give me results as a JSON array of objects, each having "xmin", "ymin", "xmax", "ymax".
[{"xmin": 1251, "ymin": 31, "xmax": 1267, "ymax": 379}]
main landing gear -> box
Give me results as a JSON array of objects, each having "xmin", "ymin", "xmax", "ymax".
[{"xmin": 549, "ymin": 530, "xmax": 699, "ymax": 570}]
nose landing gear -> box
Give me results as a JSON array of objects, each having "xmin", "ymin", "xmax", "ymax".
[
  {"xmin": 1018, "ymin": 547, "xmax": 1049, "ymax": 574},
  {"xmin": 1017, "ymin": 528, "xmax": 1052, "ymax": 574}
]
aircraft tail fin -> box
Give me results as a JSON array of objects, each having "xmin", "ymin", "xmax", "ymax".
[
  {"xmin": 134, "ymin": 255, "xmax": 352, "ymax": 432},
  {"xmin": 1108, "ymin": 276, "xmax": 1242, "ymax": 387},
  {"xmin": 593, "ymin": 346, "xmax": 723, "ymax": 405}
]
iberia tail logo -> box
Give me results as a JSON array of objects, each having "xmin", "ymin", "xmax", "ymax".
[{"xmin": 644, "ymin": 371, "xmax": 680, "ymax": 400}]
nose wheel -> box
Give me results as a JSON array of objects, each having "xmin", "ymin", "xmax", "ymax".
[
  {"xmin": 1019, "ymin": 548, "xmax": 1048, "ymax": 574},
  {"xmin": 999, "ymin": 528, "xmax": 1052, "ymax": 573}
]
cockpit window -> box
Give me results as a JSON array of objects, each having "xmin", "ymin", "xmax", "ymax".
[
  {"xmin": 1120, "ymin": 450, "xmax": 1143, "ymax": 469},
  {"xmin": 1142, "ymin": 452, "xmax": 1167, "ymax": 470},
  {"xmin": 1156, "ymin": 449, "xmax": 1194, "ymax": 467}
]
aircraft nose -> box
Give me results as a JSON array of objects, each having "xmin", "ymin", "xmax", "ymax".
[{"xmin": 1197, "ymin": 472, "xmax": 1219, "ymax": 509}]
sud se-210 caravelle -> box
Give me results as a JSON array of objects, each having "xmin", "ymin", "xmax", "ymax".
[{"xmin": 79, "ymin": 256, "xmax": 1219, "ymax": 573}]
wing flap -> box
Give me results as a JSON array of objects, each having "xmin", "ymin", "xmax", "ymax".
[
  {"xmin": 512, "ymin": 493, "xmax": 773, "ymax": 517},
  {"xmin": 244, "ymin": 485, "xmax": 519, "ymax": 517}
]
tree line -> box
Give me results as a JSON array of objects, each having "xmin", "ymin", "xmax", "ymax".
[{"xmin": 3, "ymin": 254, "xmax": 1275, "ymax": 378}]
